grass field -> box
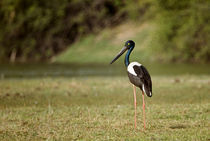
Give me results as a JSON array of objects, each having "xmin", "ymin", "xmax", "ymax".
[
  {"xmin": 0, "ymin": 75, "xmax": 209, "ymax": 140},
  {"xmin": 53, "ymin": 22, "xmax": 155, "ymax": 64}
]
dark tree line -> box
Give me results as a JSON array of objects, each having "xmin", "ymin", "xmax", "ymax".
[
  {"xmin": 0, "ymin": 0, "xmax": 129, "ymax": 62},
  {"xmin": 0, "ymin": 0, "xmax": 209, "ymax": 63}
]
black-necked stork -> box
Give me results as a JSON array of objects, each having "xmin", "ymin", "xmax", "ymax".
[{"xmin": 110, "ymin": 40, "xmax": 152, "ymax": 130}]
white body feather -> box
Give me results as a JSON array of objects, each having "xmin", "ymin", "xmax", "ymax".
[{"xmin": 127, "ymin": 62, "xmax": 142, "ymax": 76}]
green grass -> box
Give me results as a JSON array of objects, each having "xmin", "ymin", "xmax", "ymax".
[
  {"xmin": 53, "ymin": 22, "xmax": 156, "ymax": 64},
  {"xmin": 0, "ymin": 75, "xmax": 209, "ymax": 140}
]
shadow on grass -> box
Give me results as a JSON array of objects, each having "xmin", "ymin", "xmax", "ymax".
[{"xmin": 169, "ymin": 124, "xmax": 188, "ymax": 129}]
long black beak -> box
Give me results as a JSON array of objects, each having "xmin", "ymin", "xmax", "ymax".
[{"xmin": 110, "ymin": 46, "xmax": 127, "ymax": 64}]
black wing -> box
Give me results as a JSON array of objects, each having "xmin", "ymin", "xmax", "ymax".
[{"xmin": 133, "ymin": 65, "xmax": 152, "ymax": 97}]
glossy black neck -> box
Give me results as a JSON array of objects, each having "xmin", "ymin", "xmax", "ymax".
[{"xmin": 124, "ymin": 47, "xmax": 134, "ymax": 67}]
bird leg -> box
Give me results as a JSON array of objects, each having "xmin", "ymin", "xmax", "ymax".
[
  {"xmin": 142, "ymin": 91, "xmax": 146, "ymax": 129},
  {"xmin": 133, "ymin": 85, "xmax": 137, "ymax": 129}
]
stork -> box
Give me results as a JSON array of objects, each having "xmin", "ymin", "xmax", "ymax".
[{"xmin": 110, "ymin": 40, "xmax": 152, "ymax": 129}]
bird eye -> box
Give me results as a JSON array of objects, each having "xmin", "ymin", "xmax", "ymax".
[{"xmin": 128, "ymin": 43, "xmax": 130, "ymax": 45}]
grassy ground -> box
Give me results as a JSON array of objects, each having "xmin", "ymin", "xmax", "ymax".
[
  {"xmin": 0, "ymin": 75, "xmax": 209, "ymax": 140},
  {"xmin": 53, "ymin": 22, "xmax": 156, "ymax": 64}
]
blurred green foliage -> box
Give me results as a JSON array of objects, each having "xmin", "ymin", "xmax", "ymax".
[
  {"xmin": 0, "ymin": 0, "xmax": 209, "ymax": 63},
  {"xmin": 0, "ymin": 0, "xmax": 129, "ymax": 62},
  {"xmin": 152, "ymin": 0, "xmax": 210, "ymax": 63}
]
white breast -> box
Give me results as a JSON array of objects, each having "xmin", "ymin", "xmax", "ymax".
[{"xmin": 127, "ymin": 62, "xmax": 142, "ymax": 76}]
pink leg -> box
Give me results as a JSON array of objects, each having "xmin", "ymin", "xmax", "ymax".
[
  {"xmin": 142, "ymin": 92, "xmax": 146, "ymax": 129},
  {"xmin": 133, "ymin": 85, "xmax": 137, "ymax": 129}
]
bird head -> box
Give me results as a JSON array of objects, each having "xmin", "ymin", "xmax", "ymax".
[
  {"xmin": 125, "ymin": 40, "xmax": 135, "ymax": 49},
  {"xmin": 110, "ymin": 40, "xmax": 135, "ymax": 64}
]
